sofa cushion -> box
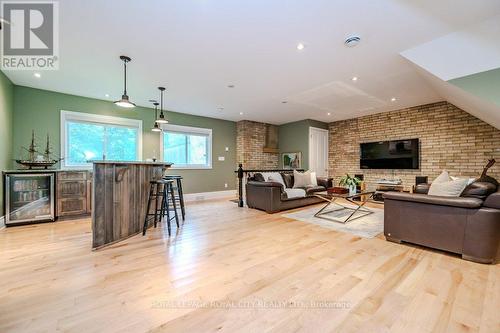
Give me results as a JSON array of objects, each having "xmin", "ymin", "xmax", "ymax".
[
  {"xmin": 293, "ymin": 170, "xmax": 313, "ymax": 188},
  {"xmin": 252, "ymin": 173, "xmax": 265, "ymax": 182},
  {"xmin": 261, "ymin": 172, "xmax": 286, "ymax": 187},
  {"xmin": 461, "ymin": 181, "xmax": 497, "ymax": 200},
  {"xmin": 284, "ymin": 188, "xmax": 306, "ymax": 199},
  {"xmin": 305, "ymin": 185, "xmax": 326, "ymax": 195},
  {"xmin": 280, "ymin": 172, "xmax": 294, "ymax": 188},
  {"xmin": 433, "ymin": 170, "xmax": 450, "ymax": 183},
  {"xmin": 317, "ymin": 177, "xmax": 333, "ymax": 189},
  {"xmin": 428, "ymin": 177, "xmax": 468, "ymax": 197},
  {"xmin": 310, "ymin": 172, "xmax": 318, "ymax": 186}
]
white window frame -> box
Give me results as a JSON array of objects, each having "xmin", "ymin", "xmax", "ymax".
[
  {"xmin": 160, "ymin": 124, "xmax": 212, "ymax": 169},
  {"xmin": 60, "ymin": 110, "xmax": 143, "ymax": 169}
]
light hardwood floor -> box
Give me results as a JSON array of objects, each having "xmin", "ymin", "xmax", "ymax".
[{"xmin": 0, "ymin": 199, "xmax": 499, "ymax": 333}]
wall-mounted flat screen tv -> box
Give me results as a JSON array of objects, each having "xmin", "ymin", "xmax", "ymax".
[{"xmin": 360, "ymin": 139, "xmax": 419, "ymax": 169}]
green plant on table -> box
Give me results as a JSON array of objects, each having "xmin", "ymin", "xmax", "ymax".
[{"xmin": 338, "ymin": 174, "xmax": 361, "ymax": 187}]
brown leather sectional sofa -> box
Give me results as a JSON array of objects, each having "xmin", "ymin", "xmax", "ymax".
[
  {"xmin": 246, "ymin": 172, "xmax": 333, "ymax": 213},
  {"xmin": 383, "ymin": 182, "xmax": 500, "ymax": 264}
]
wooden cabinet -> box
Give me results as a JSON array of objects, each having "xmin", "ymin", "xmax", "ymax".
[{"xmin": 56, "ymin": 171, "xmax": 92, "ymax": 218}]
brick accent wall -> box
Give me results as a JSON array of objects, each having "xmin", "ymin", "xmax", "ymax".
[
  {"xmin": 236, "ymin": 120, "xmax": 279, "ymax": 169},
  {"xmin": 329, "ymin": 101, "xmax": 500, "ymax": 191}
]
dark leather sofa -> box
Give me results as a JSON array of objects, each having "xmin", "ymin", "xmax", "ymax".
[
  {"xmin": 246, "ymin": 172, "xmax": 333, "ymax": 213},
  {"xmin": 383, "ymin": 182, "xmax": 500, "ymax": 264}
]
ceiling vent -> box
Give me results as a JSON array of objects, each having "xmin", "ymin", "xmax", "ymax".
[{"xmin": 344, "ymin": 36, "xmax": 361, "ymax": 47}]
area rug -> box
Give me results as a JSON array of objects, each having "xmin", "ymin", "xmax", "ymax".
[{"xmin": 282, "ymin": 204, "xmax": 384, "ymax": 238}]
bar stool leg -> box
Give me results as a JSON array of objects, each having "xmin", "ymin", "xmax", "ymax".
[
  {"xmin": 177, "ymin": 178, "xmax": 185, "ymax": 220},
  {"xmin": 143, "ymin": 184, "xmax": 154, "ymax": 236},
  {"xmin": 154, "ymin": 183, "xmax": 160, "ymax": 228},
  {"xmin": 165, "ymin": 186, "xmax": 171, "ymax": 236},
  {"xmin": 159, "ymin": 183, "xmax": 167, "ymax": 224},
  {"xmin": 169, "ymin": 182, "xmax": 180, "ymax": 227}
]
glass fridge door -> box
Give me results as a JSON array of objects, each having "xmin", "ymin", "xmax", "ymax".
[{"xmin": 6, "ymin": 173, "xmax": 55, "ymax": 224}]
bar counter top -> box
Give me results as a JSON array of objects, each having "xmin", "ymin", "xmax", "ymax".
[{"xmin": 91, "ymin": 160, "xmax": 173, "ymax": 166}]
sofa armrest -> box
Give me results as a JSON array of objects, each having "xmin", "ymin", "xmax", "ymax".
[
  {"xmin": 414, "ymin": 183, "xmax": 430, "ymax": 194},
  {"xmin": 383, "ymin": 192, "xmax": 483, "ymax": 209},
  {"xmin": 484, "ymin": 190, "xmax": 500, "ymax": 209},
  {"xmin": 246, "ymin": 181, "xmax": 283, "ymax": 213},
  {"xmin": 317, "ymin": 177, "xmax": 333, "ymax": 189}
]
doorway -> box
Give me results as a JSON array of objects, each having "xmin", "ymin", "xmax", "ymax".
[{"xmin": 309, "ymin": 127, "xmax": 329, "ymax": 177}]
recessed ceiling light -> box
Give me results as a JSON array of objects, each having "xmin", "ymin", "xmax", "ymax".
[
  {"xmin": 34, "ymin": 72, "xmax": 41, "ymax": 78},
  {"xmin": 282, "ymin": 101, "xmax": 288, "ymax": 104},
  {"xmin": 391, "ymin": 97, "xmax": 397, "ymax": 102},
  {"xmin": 105, "ymin": 94, "xmax": 110, "ymax": 98},
  {"xmin": 352, "ymin": 76, "xmax": 358, "ymax": 81},
  {"xmin": 239, "ymin": 112, "xmax": 243, "ymax": 115},
  {"xmin": 227, "ymin": 84, "xmax": 235, "ymax": 88},
  {"xmin": 296, "ymin": 43, "xmax": 305, "ymax": 50},
  {"xmin": 327, "ymin": 112, "xmax": 331, "ymax": 116}
]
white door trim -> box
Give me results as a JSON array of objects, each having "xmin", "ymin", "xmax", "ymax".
[{"xmin": 309, "ymin": 127, "xmax": 329, "ymax": 176}]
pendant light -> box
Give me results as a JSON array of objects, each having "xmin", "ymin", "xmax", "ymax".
[
  {"xmin": 155, "ymin": 87, "xmax": 168, "ymax": 124},
  {"xmin": 151, "ymin": 101, "xmax": 162, "ymax": 132},
  {"xmin": 114, "ymin": 55, "xmax": 136, "ymax": 108}
]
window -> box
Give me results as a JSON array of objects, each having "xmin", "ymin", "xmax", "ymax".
[
  {"xmin": 61, "ymin": 111, "xmax": 142, "ymax": 168},
  {"xmin": 161, "ymin": 124, "xmax": 212, "ymax": 169}
]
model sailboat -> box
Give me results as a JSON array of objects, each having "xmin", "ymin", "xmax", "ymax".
[{"xmin": 15, "ymin": 130, "xmax": 63, "ymax": 169}]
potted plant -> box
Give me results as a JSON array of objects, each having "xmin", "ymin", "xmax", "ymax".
[{"xmin": 338, "ymin": 174, "xmax": 361, "ymax": 195}]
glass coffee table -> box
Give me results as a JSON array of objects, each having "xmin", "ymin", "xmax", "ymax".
[{"xmin": 313, "ymin": 191, "xmax": 375, "ymax": 223}]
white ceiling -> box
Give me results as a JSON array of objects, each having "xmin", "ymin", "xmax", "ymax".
[{"xmin": 4, "ymin": 0, "xmax": 500, "ymax": 124}]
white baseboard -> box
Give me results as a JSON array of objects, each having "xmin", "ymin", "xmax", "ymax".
[
  {"xmin": 0, "ymin": 215, "xmax": 5, "ymax": 229},
  {"xmin": 183, "ymin": 190, "xmax": 236, "ymax": 202}
]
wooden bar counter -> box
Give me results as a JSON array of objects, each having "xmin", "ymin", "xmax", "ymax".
[{"xmin": 91, "ymin": 161, "xmax": 172, "ymax": 249}]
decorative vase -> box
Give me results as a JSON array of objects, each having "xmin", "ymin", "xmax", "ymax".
[{"xmin": 349, "ymin": 185, "xmax": 357, "ymax": 196}]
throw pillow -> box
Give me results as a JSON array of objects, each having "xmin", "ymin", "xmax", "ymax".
[
  {"xmin": 310, "ymin": 172, "xmax": 318, "ymax": 186},
  {"xmin": 428, "ymin": 177, "xmax": 468, "ymax": 197},
  {"xmin": 461, "ymin": 181, "xmax": 497, "ymax": 199},
  {"xmin": 293, "ymin": 170, "xmax": 312, "ymax": 188},
  {"xmin": 280, "ymin": 172, "xmax": 294, "ymax": 188},
  {"xmin": 433, "ymin": 170, "xmax": 450, "ymax": 183},
  {"xmin": 252, "ymin": 173, "xmax": 265, "ymax": 182},
  {"xmin": 261, "ymin": 172, "xmax": 286, "ymax": 187},
  {"xmin": 450, "ymin": 176, "xmax": 476, "ymax": 185}
]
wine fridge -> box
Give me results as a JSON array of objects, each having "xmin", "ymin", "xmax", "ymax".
[{"xmin": 4, "ymin": 173, "xmax": 55, "ymax": 225}]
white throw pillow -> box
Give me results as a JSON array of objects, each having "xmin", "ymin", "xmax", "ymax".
[
  {"xmin": 428, "ymin": 178, "xmax": 468, "ymax": 197},
  {"xmin": 261, "ymin": 172, "xmax": 285, "ymax": 187},
  {"xmin": 433, "ymin": 170, "xmax": 450, "ymax": 183},
  {"xmin": 293, "ymin": 170, "xmax": 312, "ymax": 188},
  {"xmin": 310, "ymin": 172, "xmax": 318, "ymax": 186},
  {"xmin": 450, "ymin": 176, "xmax": 476, "ymax": 186}
]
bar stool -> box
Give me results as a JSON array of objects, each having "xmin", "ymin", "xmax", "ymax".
[
  {"xmin": 143, "ymin": 179, "xmax": 179, "ymax": 236},
  {"xmin": 163, "ymin": 175, "xmax": 185, "ymax": 220}
]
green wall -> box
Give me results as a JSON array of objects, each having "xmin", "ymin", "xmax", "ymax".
[
  {"xmin": 449, "ymin": 68, "xmax": 500, "ymax": 107},
  {"xmin": 278, "ymin": 119, "xmax": 328, "ymax": 170},
  {"xmin": 12, "ymin": 86, "xmax": 237, "ymax": 194},
  {"xmin": 0, "ymin": 71, "xmax": 14, "ymax": 216}
]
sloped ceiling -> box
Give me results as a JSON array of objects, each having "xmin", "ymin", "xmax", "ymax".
[{"xmin": 401, "ymin": 14, "xmax": 500, "ymax": 129}]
